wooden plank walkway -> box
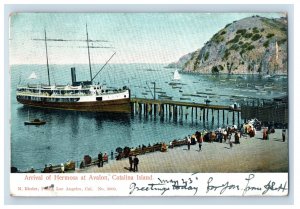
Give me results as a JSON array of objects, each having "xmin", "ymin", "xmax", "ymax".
[{"xmin": 130, "ymin": 98, "xmax": 241, "ymax": 112}]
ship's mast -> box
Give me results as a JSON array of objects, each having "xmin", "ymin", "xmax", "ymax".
[
  {"xmin": 86, "ymin": 24, "xmax": 93, "ymax": 82},
  {"xmin": 44, "ymin": 30, "xmax": 51, "ymax": 86}
]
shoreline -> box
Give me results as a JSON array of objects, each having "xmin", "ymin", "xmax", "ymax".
[{"xmin": 75, "ymin": 129, "xmax": 288, "ymax": 173}]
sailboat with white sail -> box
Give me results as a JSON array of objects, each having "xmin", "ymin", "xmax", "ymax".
[{"xmin": 173, "ymin": 69, "xmax": 181, "ymax": 80}]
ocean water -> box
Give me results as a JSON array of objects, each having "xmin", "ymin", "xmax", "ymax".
[{"xmin": 10, "ymin": 64, "xmax": 288, "ymax": 171}]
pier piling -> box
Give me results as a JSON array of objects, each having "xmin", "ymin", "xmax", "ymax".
[{"xmin": 130, "ymin": 98, "xmax": 241, "ymax": 125}]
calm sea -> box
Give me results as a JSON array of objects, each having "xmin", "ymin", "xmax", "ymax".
[{"xmin": 10, "ymin": 64, "xmax": 288, "ymax": 171}]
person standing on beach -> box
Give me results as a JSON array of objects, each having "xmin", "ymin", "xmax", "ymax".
[
  {"xmin": 187, "ymin": 136, "xmax": 191, "ymax": 150},
  {"xmin": 98, "ymin": 152, "xmax": 103, "ymax": 167},
  {"xmin": 198, "ymin": 135, "xmax": 203, "ymax": 151},
  {"xmin": 282, "ymin": 129, "xmax": 286, "ymax": 142},
  {"xmin": 110, "ymin": 150, "xmax": 114, "ymax": 160},
  {"xmin": 129, "ymin": 155, "xmax": 133, "ymax": 171},
  {"xmin": 103, "ymin": 153, "xmax": 108, "ymax": 163},
  {"xmin": 223, "ymin": 130, "xmax": 227, "ymax": 143},
  {"xmin": 61, "ymin": 163, "xmax": 65, "ymax": 173},
  {"xmin": 133, "ymin": 155, "xmax": 139, "ymax": 172}
]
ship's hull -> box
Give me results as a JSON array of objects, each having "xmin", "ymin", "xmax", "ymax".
[{"xmin": 17, "ymin": 97, "xmax": 131, "ymax": 113}]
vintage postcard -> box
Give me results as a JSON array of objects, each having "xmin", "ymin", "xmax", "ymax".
[{"xmin": 10, "ymin": 13, "xmax": 288, "ymax": 196}]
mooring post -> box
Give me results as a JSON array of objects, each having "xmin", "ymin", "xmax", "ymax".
[
  {"xmin": 178, "ymin": 106, "xmax": 181, "ymax": 116},
  {"xmin": 181, "ymin": 106, "xmax": 183, "ymax": 119},
  {"xmin": 153, "ymin": 82, "xmax": 156, "ymax": 100},
  {"xmin": 206, "ymin": 108, "xmax": 209, "ymax": 121},
  {"xmin": 227, "ymin": 111, "xmax": 229, "ymax": 125},
  {"xmin": 191, "ymin": 107, "xmax": 194, "ymax": 119},
  {"xmin": 199, "ymin": 108, "xmax": 202, "ymax": 121},
  {"xmin": 223, "ymin": 109, "xmax": 225, "ymax": 125},
  {"xmin": 185, "ymin": 107, "xmax": 188, "ymax": 120},
  {"xmin": 149, "ymin": 103, "xmax": 153, "ymax": 115},
  {"xmin": 167, "ymin": 104, "xmax": 169, "ymax": 117},
  {"xmin": 158, "ymin": 104, "xmax": 161, "ymax": 115},
  {"xmin": 133, "ymin": 102, "xmax": 136, "ymax": 114},
  {"xmin": 139, "ymin": 102, "xmax": 141, "ymax": 114}
]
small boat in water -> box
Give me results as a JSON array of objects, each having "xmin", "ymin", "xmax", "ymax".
[
  {"xmin": 158, "ymin": 95, "xmax": 173, "ymax": 100},
  {"xmin": 180, "ymin": 97, "xmax": 191, "ymax": 101},
  {"xmin": 24, "ymin": 110, "xmax": 46, "ymax": 125},
  {"xmin": 24, "ymin": 118, "xmax": 46, "ymax": 126}
]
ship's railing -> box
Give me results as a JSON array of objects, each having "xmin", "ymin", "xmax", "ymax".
[
  {"xmin": 16, "ymin": 91, "xmax": 93, "ymax": 97},
  {"xmin": 16, "ymin": 89, "xmax": 129, "ymax": 97}
]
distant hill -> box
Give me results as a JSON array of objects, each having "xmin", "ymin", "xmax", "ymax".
[
  {"xmin": 168, "ymin": 15, "xmax": 288, "ymax": 75},
  {"xmin": 166, "ymin": 52, "xmax": 193, "ymax": 69}
]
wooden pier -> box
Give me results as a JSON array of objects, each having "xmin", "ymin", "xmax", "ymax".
[{"xmin": 130, "ymin": 98, "xmax": 241, "ymax": 126}]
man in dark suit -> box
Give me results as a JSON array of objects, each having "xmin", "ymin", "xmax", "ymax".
[
  {"xmin": 98, "ymin": 152, "xmax": 103, "ymax": 167},
  {"xmin": 129, "ymin": 155, "xmax": 133, "ymax": 171},
  {"xmin": 133, "ymin": 155, "xmax": 139, "ymax": 172}
]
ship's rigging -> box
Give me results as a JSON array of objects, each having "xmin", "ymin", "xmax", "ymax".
[{"xmin": 32, "ymin": 24, "xmax": 115, "ymax": 86}]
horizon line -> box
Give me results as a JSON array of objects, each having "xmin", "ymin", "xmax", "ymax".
[{"xmin": 10, "ymin": 62, "xmax": 170, "ymax": 66}]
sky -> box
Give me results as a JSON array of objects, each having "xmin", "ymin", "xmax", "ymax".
[{"xmin": 9, "ymin": 13, "xmax": 285, "ymax": 65}]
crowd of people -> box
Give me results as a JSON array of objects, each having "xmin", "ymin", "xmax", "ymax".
[{"xmin": 183, "ymin": 125, "xmax": 242, "ymax": 151}]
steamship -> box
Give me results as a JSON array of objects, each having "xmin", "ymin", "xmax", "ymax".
[{"xmin": 16, "ymin": 26, "xmax": 131, "ymax": 113}]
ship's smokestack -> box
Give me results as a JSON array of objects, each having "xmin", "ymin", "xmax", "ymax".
[{"xmin": 71, "ymin": 67, "xmax": 76, "ymax": 85}]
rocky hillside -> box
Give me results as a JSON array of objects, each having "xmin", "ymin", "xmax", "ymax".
[{"xmin": 170, "ymin": 15, "xmax": 288, "ymax": 74}]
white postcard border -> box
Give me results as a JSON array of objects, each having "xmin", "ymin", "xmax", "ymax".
[{"xmin": 10, "ymin": 173, "xmax": 288, "ymax": 196}]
